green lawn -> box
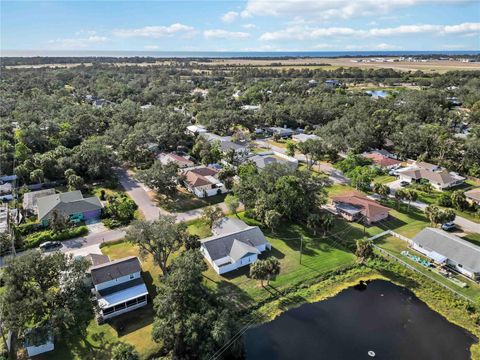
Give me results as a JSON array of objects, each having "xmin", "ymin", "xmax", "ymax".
[
  {"xmin": 406, "ymin": 181, "xmax": 480, "ymax": 224},
  {"xmin": 461, "ymin": 232, "xmax": 480, "ymax": 247},
  {"xmin": 203, "ymin": 214, "xmax": 356, "ymax": 303},
  {"xmin": 186, "ymin": 218, "xmax": 212, "ymax": 238},
  {"xmin": 373, "ymin": 175, "xmax": 396, "ymax": 184},
  {"xmin": 267, "ymin": 139, "xmax": 288, "ymax": 149},
  {"xmin": 157, "ymin": 190, "xmax": 226, "ymax": 212},
  {"xmin": 325, "ymin": 183, "xmax": 358, "ymax": 197},
  {"xmin": 374, "ymin": 235, "xmax": 480, "ymax": 303}
]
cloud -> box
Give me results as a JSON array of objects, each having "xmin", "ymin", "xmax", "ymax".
[
  {"xmin": 48, "ymin": 34, "xmax": 108, "ymax": 49},
  {"xmin": 375, "ymin": 43, "xmax": 401, "ymax": 50},
  {"xmin": 144, "ymin": 45, "xmax": 159, "ymax": 50},
  {"xmin": 441, "ymin": 44, "xmax": 467, "ymax": 49},
  {"xmin": 312, "ymin": 43, "xmax": 331, "ymax": 49},
  {"xmin": 243, "ymin": 0, "xmax": 473, "ymax": 20},
  {"xmin": 242, "ymin": 23, "xmax": 256, "ymax": 29},
  {"xmin": 259, "ymin": 22, "xmax": 480, "ymax": 41},
  {"xmin": 203, "ymin": 29, "xmax": 250, "ymax": 39},
  {"xmin": 443, "ymin": 22, "xmax": 480, "ymax": 34},
  {"xmin": 221, "ymin": 11, "xmax": 239, "ymax": 23},
  {"xmin": 244, "ymin": 0, "xmax": 414, "ymax": 20},
  {"xmin": 259, "ymin": 26, "xmax": 359, "ymax": 41},
  {"xmin": 112, "ymin": 23, "xmax": 195, "ymax": 38}
]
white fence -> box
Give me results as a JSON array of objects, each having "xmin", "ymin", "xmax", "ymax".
[
  {"xmin": 368, "ymin": 230, "xmax": 473, "ymax": 303},
  {"xmin": 369, "ymin": 229, "xmax": 411, "ymax": 243}
]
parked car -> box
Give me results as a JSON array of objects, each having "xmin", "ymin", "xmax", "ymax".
[
  {"xmin": 400, "ymin": 181, "xmax": 410, "ymax": 187},
  {"xmin": 39, "ymin": 241, "xmax": 62, "ymax": 251},
  {"xmin": 441, "ymin": 222, "xmax": 456, "ymax": 232}
]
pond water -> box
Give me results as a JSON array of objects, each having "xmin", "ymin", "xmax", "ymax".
[
  {"xmin": 366, "ymin": 90, "xmax": 389, "ymax": 98},
  {"xmin": 245, "ymin": 280, "xmax": 476, "ymax": 360}
]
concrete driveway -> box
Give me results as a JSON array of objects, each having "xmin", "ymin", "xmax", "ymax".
[
  {"xmin": 385, "ymin": 179, "xmax": 404, "ymax": 193},
  {"xmin": 115, "ymin": 167, "xmax": 164, "ymax": 221}
]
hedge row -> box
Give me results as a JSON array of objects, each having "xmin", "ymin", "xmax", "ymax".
[{"xmin": 24, "ymin": 226, "xmax": 89, "ymax": 249}]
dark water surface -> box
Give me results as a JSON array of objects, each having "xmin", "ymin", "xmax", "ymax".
[{"xmin": 245, "ymin": 280, "xmax": 477, "ymax": 360}]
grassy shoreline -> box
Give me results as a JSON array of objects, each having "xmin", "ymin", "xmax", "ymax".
[{"xmin": 247, "ymin": 262, "xmax": 480, "ymax": 359}]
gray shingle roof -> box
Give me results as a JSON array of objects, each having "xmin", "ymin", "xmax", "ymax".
[
  {"xmin": 412, "ymin": 228, "xmax": 480, "ymax": 273},
  {"xmin": 22, "ymin": 188, "xmax": 56, "ymax": 211},
  {"xmin": 90, "ymin": 256, "xmax": 142, "ymax": 285},
  {"xmin": 201, "ymin": 226, "xmax": 268, "ymax": 261},
  {"xmin": 213, "ymin": 217, "xmax": 250, "ymax": 235},
  {"xmin": 37, "ymin": 190, "xmax": 102, "ymax": 221},
  {"xmin": 229, "ymin": 240, "xmax": 260, "ymax": 262},
  {"xmin": 249, "ymin": 154, "xmax": 289, "ymax": 169}
]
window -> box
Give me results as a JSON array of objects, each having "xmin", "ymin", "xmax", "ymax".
[
  {"xmin": 103, "ymin": 307, "xmax": 114, "ymax": 315},
  {"xmin": 114, "ymin": 303, "xmax": 126, "ymax": 312},
  {"xmin": 458, "ymin": 264, "xmax": 463, "ymax": 268},
  {"xmin": 129, "ymin": 274, "xmax": 135, "ymax": 280},
  {"xmin": 126, "ymin": 299, "xmax": 138, "ymax": 307}
]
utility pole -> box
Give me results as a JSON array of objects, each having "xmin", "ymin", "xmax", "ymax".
[{"xmin": 299, "ymin": 235, "xmax": 303, "ymax": 264}]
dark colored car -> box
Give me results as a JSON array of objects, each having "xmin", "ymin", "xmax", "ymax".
[
  {"xmin": 39, "ymin": 241, "xmax": 62, "ymax": 251},
  {"xmin": 400, "ymin": 181, "xmax": 410, "ymax": 187},
  {"xmin": 441, "ymin": 222, "xmax": 456, "ymax": 232}
]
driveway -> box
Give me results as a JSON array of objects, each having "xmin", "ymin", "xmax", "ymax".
[
  {"xmin": 385, "ymin": 179, "xmax": 404, "ymax": 193},
  {"xmin": 60, "ymin": 228, "xmax": 126, "ymax": 252},
  {"xmin": 115, "ymin": 167, "xmax": 165, "ymax": 221},
  {"xmin": 385, "ymin": 180, "xmax": 479, "ymax": 233},
  {"xmin": 313, "ymin": 162, "xmax": 349, "ymax": 185},
  {"xmin": 255, "ymin": 140, "xmax": 349, "ymax": 184}
]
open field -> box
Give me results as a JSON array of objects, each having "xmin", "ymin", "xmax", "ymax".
[
  {"xmin": 193, "ymin": 57, "xmax": 480, "ymax": 73},
  {"xmin": 6, "ymin": 57, "xmax": 480, "ymax": 73}
]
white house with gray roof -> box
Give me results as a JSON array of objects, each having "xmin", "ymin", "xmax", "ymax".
[
  {"xmin": 200, "ymin": 218, "xmax": 271, "ymax": 275},
  {"xmin": 411, "ymin": 228, "xmax": 480, "ymax": 280},
  {"xmin": 90, "ymin": 256, "xmax": 148, "ymax": 321},
  {"xmin": 248, "ymin": 151, "xmax": 298, "ymax": 170}
]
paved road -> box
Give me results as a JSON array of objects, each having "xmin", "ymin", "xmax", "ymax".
[
  {"xmin": 61, "ymin": 228, "xmax": 126, "ymax": 253},
  {"xmin": 385, "ymin": 180, "xmax": 480, "ymax": 234},
  {"xmin": 116, "ymin": 167, "xmax": 164, "ymax": 221},
  {"xmin": 255, "ymin": 140, "xmax": 349, "ymax": 184}
]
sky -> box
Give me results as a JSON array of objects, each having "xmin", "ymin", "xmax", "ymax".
[{"xmin": 1, "ymin": 0, "xmax": 480, "ymax": 52}]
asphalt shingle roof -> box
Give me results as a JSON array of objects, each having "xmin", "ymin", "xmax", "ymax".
[
  {"xmin": 90, "ymin": 256, "xmax": 142, "ymax": 285},
  {"xmin": 412, "ymin": 228, "xmax": 480, "ymax": 273},
  {"xmin": 201, "ymin": 226, "xmax": 268, "ymax": 261},
  {"xmin": 37, "ymin": 190, "xmax": 102, "ymax": 221}
]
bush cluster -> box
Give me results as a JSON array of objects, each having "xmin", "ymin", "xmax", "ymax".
[{"xmin": 24, "ymin": 226, "xmax": 88, "ymax": 249}]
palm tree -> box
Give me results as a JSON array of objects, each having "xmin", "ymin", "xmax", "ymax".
[
  {"xmin": 395, "ymin": 189, "xmax": 406, "ymax": 209},
  {"xmin": 404, "ymin": 189, "xmax": 418, "ymax": 211},
  {"xmin": 321, "ymin": 213, "xmax": 334, "ymax": 236}
]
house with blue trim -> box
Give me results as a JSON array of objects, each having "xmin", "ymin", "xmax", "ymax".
[{"xmin": 36, "ymin": 190, "xmax": 102, "ymax": 226}]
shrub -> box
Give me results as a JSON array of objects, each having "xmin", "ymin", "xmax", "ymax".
[
  {"xmin": 24, "ymin": 226, "xmax": 88, "ymax": 249},
  {"xmin": 16, "ymin": 222, "xmax": 40, "ymax": 236},
  {"xmin": 438, "ymin": 193, "xmax": 452, "ymax": 207},
  {"xmin": 103, "ymin": 218, "xmax": 123, "ymax": 229}
]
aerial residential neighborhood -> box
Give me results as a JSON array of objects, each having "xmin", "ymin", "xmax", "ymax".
[{"xmin": 1, "ymin": 1, "xmax": 480, "ymax": 360}]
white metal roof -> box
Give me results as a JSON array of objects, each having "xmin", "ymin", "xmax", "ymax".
[{"xmin": 97, "ymin": 282, "xmax": 148, "ymax": 308}]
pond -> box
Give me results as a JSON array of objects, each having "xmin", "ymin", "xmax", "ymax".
[
  {"xmin": 245, "ymin": 280, "xmax": 476, "ymax": 360},
  {"xmin": 366, "ymin": 90, "xmax": 389, "ymax": 98}
]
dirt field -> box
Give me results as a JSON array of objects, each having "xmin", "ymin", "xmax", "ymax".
[
  {"xmin": 195, "ymin": 57, "xmax": 480, "ymax": 73},
  {"xmin": 5, "ymin": 57, "xmax": 480, "ymax": 73}
]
